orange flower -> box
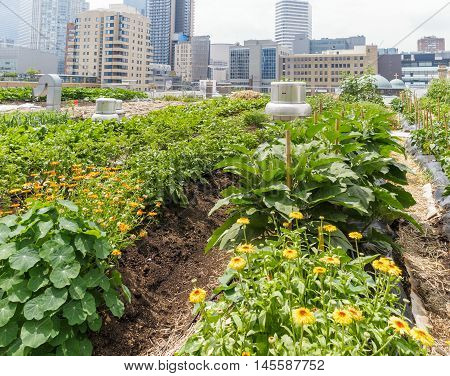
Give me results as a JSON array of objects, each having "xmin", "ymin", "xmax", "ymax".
[
  {"xmin": 111, "ymin": 249, "xmax": 122, "ymax": 257},
  {"xmin": 148, "ymin": 212, "xmax": 158, "ymax": 217},
  {"xmin": 137, "ymin": 209, "xmax": 145, "ymax": 216},
  {"xmin": 50, "ymin": 161, "xmax": 60, "ymax": 166},
  {"xmin": 118, "ymin": 222, "xmax": 130, "ymax": 233},
  {"xmin": 155, "ymin": 202, "xmax": 162, "ymax": 207},
  {"xmin": 139, "ymin": 229, "xmax": 148, "ymax": 238},
  {"xmin": 129, "ymin": 202, "xmax": 140, "ymax": 208}
]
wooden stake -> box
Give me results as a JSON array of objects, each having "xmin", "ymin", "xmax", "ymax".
[
  {"xmin": 437, "ymin": 98, "xmax": 441, "ymax": 123},
  {"xmin": 335, "ymin": 118, "xmax": 340, "ymax": 146},
  {"xmin": 285, "ymin": 130, "xmax": 292, "ymax": 189}
]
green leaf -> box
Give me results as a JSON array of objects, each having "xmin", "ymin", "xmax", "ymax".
[
  {"xmin": 58, "ymin": 217, "xmax": 79, "ymax": 233},
  {"xmin": 62, "ymin": 300, "xmax": 87, "ymax": 325},
  {"xmin": 36, "ymin": 220, "xmax": 53, "ymax": 240},
  {"xmin": 74, "ymin": 234, "xmax": 93, "ymax": 257},
  {"xmin": 42, "ymin": 287, "xmax": 68, "ymax": 311},
  {"xmin": 94, "ymin": 238, "xmax": 111, "ymax": 259},
  {"xmin": 57, "ymin": 200, "xmax": 79, "ymax": 212},
  {"xmin": 205, "ymin": 213, "xmax": 241, "ymax": 253},
  {"xmin": 87, "ymin": 313, "xmax": 102, "ymax": 332},
  {"xmin": 59, "ymin": 337, "xmax": 93, "ymax": 356},
  {"xmin": 68, "ymin": 276, "xmax": 86, "ymax": 300},
  {"xmin": 231, "ymin": 313, "xmax": 243, "ymax": 331},
  {"xmin": 49, "ymin": 262, "xmax": 81, "ymax": 288},
  {"xmin": 9, "ymin": 247, "xmax": 40, "ymax": 272},
  {"xmin": 83, "ymin": 269, "xmax": 105, "ymax": 288},
  {"xmin": 0, "ymin": 214, "xmax": 17, "ymax": 227},
  {"xmin": 23, "ymin": 295, "xmax": 46, "ymax": 320},
  {"xmin": 28, "ymin": 266, "xmax": 49, "ymax": 292},
  {"xmin": 0, "ymin": 269, "xmax": 24, "ymax": 291},
  {"xmin": 20, "ymin": 318, "xmax": 53, "ymax": 348},
  {"xmin": 0, "ymin": 223, "xmax": 11, "ymax": 242},
  {"xmin": 7, "ymin": 280, "xmax": 32, "ymax": 303},
  {"xmin": 0, "ymin": 243, "xmax": 16, "ymax": 260},
  {"xmin": 0, "ymin": 298, "xmax": 17, "ymax": 326},
  {"xmin": 348, "ymin": 254, "xmax": 380, "ymax": 267},
  {"xmin": 0, "ymin": 321, "xmax": 18, "ymax": 347},
  {"xmin": 103, "ymin": 290, "xmax": 125, "ymax": 318},
  {"xmin": 81, "ymin": 293, "xmax": 96, "ymax": 316},
  {"xmin": 47, "ymin": 245, "xmax": 76, "ymax": 268}
]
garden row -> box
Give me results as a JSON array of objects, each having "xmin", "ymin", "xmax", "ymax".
[
  {"xmin": 178, "ymin": 100, "xmax": 433, "ymax": 355},
  {"xmin": 0, "ymin": 87, "xmax": 147, "ymax": 102},
  {"xmin": 0, "ymin": 97, "xmax": 271, "ymax": 355}
]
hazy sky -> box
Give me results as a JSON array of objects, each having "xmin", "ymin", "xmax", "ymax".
[{"xmin": 89, "ymin": 0, "xmax": 450, "ymax": 52}]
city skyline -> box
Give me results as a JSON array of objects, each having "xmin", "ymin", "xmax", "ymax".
[{"xmin": 88, "ymin": 0, "xmax": 450, "ymax": 52}]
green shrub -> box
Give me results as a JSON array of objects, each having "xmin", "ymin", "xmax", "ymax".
[
  {"xmin": 0, "ymin": 200, "xmax": 129, "ymax": 356},
  {"xmin": 340, "ymin": 73, "xmax": 383, "ymax": 106},
  {"xmin": 242, "ymin": 110, "xmax": 269, "ymax": 128}
]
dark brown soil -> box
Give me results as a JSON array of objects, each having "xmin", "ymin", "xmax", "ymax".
[{"xmin": 91, "ymin": 173, "xmax": 233, "ymax": 356}]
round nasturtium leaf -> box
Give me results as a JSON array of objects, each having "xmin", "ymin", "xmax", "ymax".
[
  {"xmin": 20, "ymin": 317, "xmax": 53, "ymax": 348},
  {"xmin": 0, "ymin": 298, "xmax": 17, "ymax": 326},
  {"xmin": 81, "ymin": 293, "xmax": 96, "ymax": 316},
  {"xmin": 93, "ymin": 238, "xmax": 111, "ymax": 259},
  {"xmin": 0, "ymin": 242, "xmax": 16, "ymax": 260},
  {"xmin": 7, "ymin": 280, "xmax": 33, "ymax": 303},
  {"xmin": 68, "ymin": 276, "xmax": 86, "ymax": 300},
  {"xmin": 42, "ymin": 287, "xmax": 68, "ymax": 312},
  {"xmin": 0, "ymin": 269, "xmax": 24, "ymax": 291},
  {"xmin": 62, "ymin": 300, "xmax": 87, "ymax": 326},
  {"xmin": 87, "ymin": 313, "xmax": 102, "ymax": 332},
  {"xmin": 23, "ymin": 294, "xmax": 46, "ymax": 321},
  {"xmin": 47, "ymin": 245, "xmax": 76, "ymax": 268},
  {"xmin": 0, "ymin": 321, "xmax": 18, "ymax": 347},
  {"xmin": 49, "ymin": 262, "xmax": 81, "ymax": 288},
  {"xmin": 9, "ymin": 247, "xmax": 41, "ymax": 273},
  {"xmin": 58, "ymin": 337, "xmax": 93, "ymax": 356}
]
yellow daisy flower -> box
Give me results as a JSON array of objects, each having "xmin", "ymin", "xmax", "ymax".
[
  {"xmin": 347, "ymin": 306, "xmax": 364, "ymax": 321},
  {"xmin": 289, "ymin": 211, "xmax": 304, "ymax": 220},
  {"xmin": 313, "ymin": 266, "xmax": 327, "ymax": 275},
  {"xmin": 236, "ymin": 217, "xmax": 250, "ymax": 225},
  {"xmin": 241, "ymin": 351, "xmax": 251, "ymax": 356},
  {"xmin": 388, "ymin": 317, "xmax": 410, "ymax": 335},
  {"xmin": 410, "ymin": 328, "xmax": 434, "ymax": 347},
  {"xmin": 111, "ymin": 249, "xmax": 122, "ymax": 257},
  {"xmin": 189, "ymin": 288, "xmax": 207, "ymax": 304},
  {"xmin": 236, "ymin": 244, "xmax": 255, "ymax": 254},
  {"xmin": 292, "ymin": 307, "xmax": 316, "ymax": 326},
  {"xmin": 323, "ymin": 224, "xmax": 338, "ymax": 233},
  {"xmin": 349, "ymin": 232, "xmax": 363, "ymax": 240},
  {"xmin": 332, "ymin": 309, "xmax": 353, "ymax": 325},
  {"xmin": 319, "ymin": 256, "xmax": 340, "ymax": 266},
  {"xmin": 283, "ymin": 248, "xmax": 299, "ymax": 260},
  {"xmin": 229, "ymin": 256, "xmax": 246, "ymax": 271}
]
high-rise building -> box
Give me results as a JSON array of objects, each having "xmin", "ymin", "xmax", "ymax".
[
  {"xmin": 209, "ymin": 43, "xmax": 232, "ymax": 82},
  {"xmin": 65, "ymin": 4, "xmax": 152, "ymax": 90},
  {"xmin": 275, "ymin": 0, "xmax": 312, "ymax": 52},
  {"xmin": 230, "ymin": 40, "xmax": 289, "ymax": 92},
  {"xmin": 282, "ymin": 45, "xmax": 378, "ymax": 91},
  {"xmin": 0, "ymin": 0, "xmax": 20, "ymax": 44},
  {"xmin": 124, "ymin": 0, "xmax": 146, "ymax": 15},
  {"xmin": 146, "ymin": 0, "xmax": 194, "ymax": 66},
  {"xmin": 174, "ymin": 41, "xmax": 192, "ymax": 82},
  {"xmin": 16, "ymin": 0, "xmax": 88, "ymax": 73},
  {"xmin": 418, "ymin": 36, "xmax": 445, "ymax": 53},
  {"xmin": 293, "ymin": 35, "xmax": 366, "ymax": 54},
  {"xmin": 174, "ymin": 35, "xmax": 210, "ymax": 83}
]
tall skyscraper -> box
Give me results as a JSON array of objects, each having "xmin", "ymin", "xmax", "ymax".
[
  {"xmin": 123, "ymin": 0, "xmax": 146, "ymax": 15},
  {"xmin": 275, "ymin": 0, "xmax": 312, "ymax": 52},
  {"xmin": 16, "ymin": 0, "xmax": 88, "ymax": 73},
  {"xmin": 418, "ymin": 36, "xmax": 445, "ymax": 53},
  {"xmin": 146, "ymin": 0, "xmax": 194, "ymax": 66},
  {"xmin": 0, "ymin": 0, "xmax": 21, "ymax": 44}
]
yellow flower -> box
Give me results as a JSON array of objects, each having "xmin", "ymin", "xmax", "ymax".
[
  {"xmin": 50, "ymin": 161, "xmax": 60, "ymax": 166},
  {"xmin": 292, "ymin": 307, "xmax": 316, "ymax": 326},
  {"xmin": 129, "ymin": 202, "xmax": 140, "ymax": 208},
  {"xmin": 139, "ymin": 229, "xmax": 148, "ymax": 238},
  {"xmin": 372, "ymin": 259, "xmax": 390, "ymax": 273},
  {"xmin": 349, "ymin": 232, "xmax": 363, "ymax": 240},
  {"xmin": 373, "ymin": 257, "xmax": 402, "ymax": 277},
  {"xmin": 347, "ymin": 306, "xmax": 364, "ymax": 321},
  {"xmin": 229, "ymin": 256, "xmax": 246, "ymax": 271},
  {"xmin": 236, "ymin": 244, "xmax": 255, "ymax": 254},
  {"xmin": 137, "ymin": 209, "xmax": 146, "ymax": 216},
  {"xmin": 332, "ymin": 309, "xmax": 353, "ymax": 325},
  {"xmin": 155, "ymin": 202, "xmax": 162, "ymax": 208},
  {"xmin": 313, "ymin": 266, "xmax": 327, "ymax": 275},
  {"xmin": 282, "ymin": 222, "xmax": 290, "ymax": 228},
  {"xmin": 319, "ymin": 256, "xmax": 340, "ymax": 266},
  {"xmin": 410, "ymin": 328, "xmax": 434, "ymax": 347},
  {"xmin": 388, "ymin": 317, "xmax": 410, "ymax": 335},
  {"xmin": 289, "ymin": 211, "xmax": 304, "ymax": 220},
  {"xmin": 241, "ymin": 351, "xmax": 251, "ymax": 356},
  {"xmin": 111, "ymin": 249, "xmax": 122, "ymax": 257},
  {"xmin": 118, "ymin": 222, "xmax": 130, "ymax": 233},
  {"xmin": 236, "ymin": 217, "xmax": 250, "ymax": 225},
  {"xmin": 283, "ymin": 248, "xmax": 298, "ymax": 260},
  {"xmin": 387, "ymin": 265, "xmax": 402, "ymax": 277},
  {"xmin": 323, "ymin": 224, "xmax": 338, "ymax": 233},
  {"xmin": 189, "ymin": 288, "xmax": 207, "ymax": 304},
  {"xmin": 8, "ymin": 188, "xmax": 21, "ymax": 194},
  {"xmin": 148, "ymin": 212, "xmax": 158, "ymax": 217}
]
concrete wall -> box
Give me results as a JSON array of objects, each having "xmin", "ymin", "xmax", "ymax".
[{"xmin": 0, "ymin": 46, "xmax": 58, "ymax": 74}]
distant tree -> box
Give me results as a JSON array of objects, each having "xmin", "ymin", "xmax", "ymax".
[
  {"xmin": 3, "ymin": 71, "xmax": 18, "ymax": 78},
  {"xmin": 340, "ymin": 72, "xmax": 383, "ymax": 106},
  {"xmin": 26, "ymin": 68, "xmax": 40, "ymax": 77},
  {"xmin": 426, "ymin": 78, "xmax": 450, "ymax": 104}
]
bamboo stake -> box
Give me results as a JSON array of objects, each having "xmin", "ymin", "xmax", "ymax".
[
  {"xmin": 335, "ymin": 118, "xmax": 340, "ymax": 146},
  {"xmin": 285, "ymin": 130, "xmax": 292, "ymax": 189},
  {"xmin": 437, "ymin": 98, "xmax": 441, "ymax": 123}
]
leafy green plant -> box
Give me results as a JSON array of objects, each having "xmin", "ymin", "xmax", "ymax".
[
  {"xmin": 242, "ymin": 110, "xmax": 269, "ymax": 128},
  {"xmin": 0, "ymin": 200, "xmax": 129, "ymax": 355},
  {"xmin": 180, "ymin": 227, "xmax": 427, "ymax": 356},
  {"xmin": 340, "ymin": 73, "xmax": 383, "ymax": 106},
  {"xmin": 206, "ymin": 104, "xmax": 417, "ymax": 252}
]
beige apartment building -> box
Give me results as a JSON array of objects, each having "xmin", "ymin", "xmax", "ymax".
[
  {"xmin": 65, "ymin": 4, "xmax": 152, "ymax": 90},
  {"xmin": 174, "ymin": 41, "xmax": 192, "ymax": 83},
  {"xmin": 281, "ymin": 45, "xmax": 378, "ymax": 91}
]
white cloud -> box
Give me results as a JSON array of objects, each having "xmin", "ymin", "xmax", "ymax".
[{"xmin": 89, "ymin": 0, "xmax": 450, "ymax": 51}]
